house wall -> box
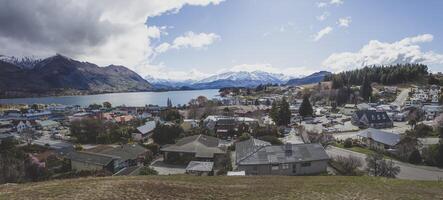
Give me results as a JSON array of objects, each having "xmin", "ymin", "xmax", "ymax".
[{"xmin": 238, "ymin": 160, "xmax": 328, "ymax": 176}]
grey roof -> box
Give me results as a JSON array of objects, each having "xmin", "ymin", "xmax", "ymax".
[
  {"xmin": 357, "ymin": 128, "xmax": 401, "ymax": 146},
  {"xmin": 355, "ymin": 110, "xmax": 392, "ymax": 124},
  {"xmin": 67, "ymin": 151, "xmax": 119, "ymax": 166},
  {"xmin": 95, "ymin": 144, "xmax": 148, "ymax": 161},
  {"xmin": 160, "ymin": 134, "xmax": 226, "ymax": 158},
  {"xmin": 236, "ymin": 138, "xmax": 329, "ymax": 165},
  {"xmin": 236, "ymin": 138, "xmax": 271, "ymax": 163},
  {"xmin": 186, "ymin": 161, "xmax": 214, "ymax": 172},
  {"xmin": 137, "ymin": 121, "xmax": 156, "ymax": 135}
]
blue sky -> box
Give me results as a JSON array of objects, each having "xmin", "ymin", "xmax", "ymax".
[
  {"xmin": 0, "ymin": 0, "xmax": 442, "ymax": 80},
  {"xmin": 143, "ymin": 0, "xmax": 443, "ymax": 79}
]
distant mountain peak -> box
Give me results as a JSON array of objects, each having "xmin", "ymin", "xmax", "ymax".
[{"xmin": 0, "ymin": 55, "xmax": 42, "ymax": 69}]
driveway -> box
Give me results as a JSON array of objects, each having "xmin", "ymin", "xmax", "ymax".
[
  {"xmin": 326, "ymin": 146, "xmax": 443, "ymax": 181},
  {"xmin": 392, "ymin": 88, "xmax": 410, "ymax": 107},
  {"xmin": 150, "ymin": 158, "xmax": 186, "ymax": 175},
  {"xmin": 282, "ymin": 128, "xmax": 304, "ymax": 144}
]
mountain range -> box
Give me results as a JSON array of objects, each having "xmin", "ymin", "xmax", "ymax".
[
  {"xmin": 0, "ymin": 54, "xmax": 331, "ymax": 98},
  {"xmin": 147, "ymin": 70, "xmax": 330, "ymax": 90},
  {"xmin": 0, "ymin": 55, "xmax": 151, "ymax": 98}
]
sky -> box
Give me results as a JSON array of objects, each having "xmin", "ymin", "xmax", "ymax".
[{"xmin": 0, "ymin": 0, "xmax": 442, "ymax": 80}]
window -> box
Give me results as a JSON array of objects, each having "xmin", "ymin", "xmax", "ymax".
[
  {"xmin": 292, "ymin": 165, "xmax": 297, "ymax": 173},
  {"xmin": 271, "ymin": 164, "xmax": 279, "ymax": 170},
  {"xmin": 252, "ymin": 166, "xmax": 257, "ymax": 171},
  {"xmin": 301, "ymin": 162, "xmax": 311, "ymax": 167},
  {"xmin": 281, "ymin": 164, "xmax": 289, "ymax": 169}
]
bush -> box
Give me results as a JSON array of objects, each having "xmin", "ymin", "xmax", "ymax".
[
  {"xmin": 331, "ymin": 155, "xmax": 363, "ymax": 176},
  {"xmin": 238, "ymin": 133, "xmax": 251, "ymax": 141},
  {"xmin": 343, "ymin": 138, "xmax": 353, "ymax": 148},
  {"xmin": 408, "ymin": 149, "xmax": 422, "ymax": 164},
  {"xmin": 144, "ymin": 143, "xmax": 160, "ymax": 155},
  {"xmin": 139, "ymin": 167, "xmax": 158, "ymax": 176},
  {"xmin": 259, "ymin": 135, "xmax": 283, "ymax": 145}
]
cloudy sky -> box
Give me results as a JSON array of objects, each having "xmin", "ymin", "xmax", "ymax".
[{"xmin": 0, "ymin": 0, "xmax": 442, "ymax": 80}]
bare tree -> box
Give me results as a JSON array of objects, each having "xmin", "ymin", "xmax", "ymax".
[{"xmin": 366, "ymin": 152, "xmax": 400, "ymax": 178}]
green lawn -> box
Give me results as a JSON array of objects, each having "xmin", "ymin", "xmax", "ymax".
[{"xmin": 333, "ymin": 143, "xmax": 396, "ymax": 160}]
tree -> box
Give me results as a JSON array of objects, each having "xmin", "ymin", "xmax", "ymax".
[
  {"xmin": 360, "ymin": 75, "xmax": 372, "ymax": 102},
  {"xmin": 278, "ymin": 98, "xmax": 291, "ymax": 126},
  {"xmin": 269, "ymin": 101, "xmax": 279, "ymax": 125},
  {"xmin": 88, "ymin": 103, "xmax": 102, "ymax": 110},
  {"xmin": 102, "ymin": 101, "xmax": 112, "ymax": 109},
  {"xmin": 343, "ymin": 138, "xmax": 353, "ymax": 148},
  {"xmin": 166, "ymin": 98, "xmax": 173, "ymax": 108},
  {"xmin": 160, "ymin": 109, "xmax": 182, "ymax": 123},
  {"xmin": 366, "ymin": 153, "xmax": 400, "ymax": 178},
  {"xmin": 259, "ymin": 135, "xmax": 283, "ymax": 145},
  {"xmin": 299, "ymin": 95, "xmax": 313, "ymax": 118},
  {"xmin": 152, "ymin": 123, "xmax": 183, "ymax": 145}
]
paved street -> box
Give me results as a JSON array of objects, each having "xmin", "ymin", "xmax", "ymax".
[
  {"xmin": 326, "ymin": 146, "xmax": 443, "ymax": 181},
  {"xmin": 282, "ymin": 128, "xmax": 304, "ymax": 144}
]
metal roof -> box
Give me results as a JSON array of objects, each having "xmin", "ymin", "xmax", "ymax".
[
  {"xmin": 67, "ymin": 151, "xmax": 119, "ymax": 166},
  {"xmin": 236, "ymin": 138, "xmax": 329, "ymax": 165},
  {"xmin": 357, "ymin": 128, "xmax": 401, "ymax": 146},
  {"xmin": 137, "ymin": 121, "xmax": 156, "ymax": 135},
  {"xmin": 160, "ymin": 134, "xmax": 226, "ymax": 158}
]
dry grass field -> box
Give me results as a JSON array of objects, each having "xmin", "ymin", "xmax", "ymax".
[{"xmin": 1, "ymin": 175, "xmax": 443, "ymax": 200}]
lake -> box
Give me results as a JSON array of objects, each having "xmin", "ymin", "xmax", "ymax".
[{"xmin": 0, "ymin": 89, "xmax": 220, "ymax": 107}]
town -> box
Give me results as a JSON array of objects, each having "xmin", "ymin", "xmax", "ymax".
[{"xmin": 1, "ymin": 65, "xmax": 442, "ymax": 182}]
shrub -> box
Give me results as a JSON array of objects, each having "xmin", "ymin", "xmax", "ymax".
[
  {"xmin": 259, "ymin": 135, "xmax": 283, "ymax": 145},
  {"xmin": 408, "ymin": 149, "xmax": 422, "ymax": 164},
  {"xmin": 139, "ymin": 167, "xmax": 158, "ymax": 176},
  {"xmin": 343, "ymin": 138, "xmax": 353, "ymax": 148}
]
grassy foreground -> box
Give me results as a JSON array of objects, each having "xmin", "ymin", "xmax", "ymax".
[{"xmin": 0, "ymin": 175, "xmax": 443, "ymax": 200}]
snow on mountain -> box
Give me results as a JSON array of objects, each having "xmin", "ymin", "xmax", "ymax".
[
  {"xmin": 196, "ymin": 71, "xmax": 292, "ymax": 84},
  {"xmin": 0, "ymin": 55, "xmax": 42, "ymax": 69}
]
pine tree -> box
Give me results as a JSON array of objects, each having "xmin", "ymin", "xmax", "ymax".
[
  {"xmin": 360, "ymin": 76, "xmax": 372, "ymax": 102},
  {"xmin": 278, "ymin": 98, "xmax": 291, "ymax": 126},
  {"xmin": 270, "ymin": 101, "xmax": 279, "ymax": 125},
  {"xmin": 299, "ymin": 96, "xmax": 313, "ymax": 118}
]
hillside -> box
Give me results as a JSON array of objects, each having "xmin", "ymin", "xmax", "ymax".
[
  {"xmin": 0, "ymin": 55, "xmax": 151, "ymax": 98},
  {"xmin": 0, "ymin": 175, "xmax": 442, "ymax": 200},
  {"xmin": 286, "ymin": 71, "xmax": 331, "ymax": 86}
]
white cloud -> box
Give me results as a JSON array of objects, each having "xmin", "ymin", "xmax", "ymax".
[
  {"xmin": 330, "ymin": 0, "xmax": 344, "ymax": 6},
  {"xmin": 317, "ymin": 2, "xmax": 328, "ymax": 8},
  {"xmin": 314, "ymin": 26, "xmax": 333, "ymax": 41},
  {"xmin": 0, "ymin": 0, "xmax": 224, "ymax": 78},
  {"xmin": 172, "ymin": 32, "xmax": 220, "ymax": 49},
  {"xmin": 316, "ymin": 12, "xmax": 330, "ymax": 21},
  {"xmin": 337, "ymin": 17, "xmax": 351, "ymax": 27},
  {"xmin": 140, "ymin": 63, "xmax": 210, "ymax": 81},
  {"xmin": 153, "ymin": 32, "xmax": 220, "ymax": 54},
  {"xmin": 322, "ymin": 34, "xmax": 443, "ymax": 72}
]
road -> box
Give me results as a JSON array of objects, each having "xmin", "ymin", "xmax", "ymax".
[
  {"xmin": 392, "ymin": 88, "xmax": 410, "ymax": 107},
  {"xmin": 326, "ymin": 146, "xmax": 443, "ymax": 181}
]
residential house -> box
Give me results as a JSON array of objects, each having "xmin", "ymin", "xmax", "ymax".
[
  {"xmin": 352, "ymin": 110, "xmax": 393, "ymax": 129},
  {"xmin": 36, "ymin": 120, "xmax": 60, "ymax": 131},
  {"xmin": 357, "ymin": 128, "xmax": 401, "ymax": 152},
  {"xmin": 67, "ymin": 151, "xmax": 119, "ymax": 172},
  {"xmin": 87, "ymin": 144, "xmax": 150, "ymax": 170},
  {"xmin": 423, "ymin": 105, "xmax": 443, "ymax": 120},
  {"xmin": 68, "ymin": 144, "xmax": 149, "ymax": 173},
  {"xmin": 235, "ymin": 138, "xmax": 329, "ymax": 175},
  {"xmin": 160, "ymin": 134, "xmax": 227, "ymax": 166},
  {"xmin": 134, "ymin": 120, "xmax": 156, "ymax": 141}
]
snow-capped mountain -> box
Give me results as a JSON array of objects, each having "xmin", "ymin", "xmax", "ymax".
[
  {"xmin": 145, "ymin": 75, "xmax": 196, "ymax": 89},
  {"xmin": 196, "ymin": 71, "xmax": 292, "ymax": 84},
  {"xmin": 0, "ymin": 55, "xmax": 42, "ymax": 69}
]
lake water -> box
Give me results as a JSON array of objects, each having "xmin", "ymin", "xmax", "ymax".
[{"xmin": 0, "ymin": 89, "xmax": 220, "ymax": 107}]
